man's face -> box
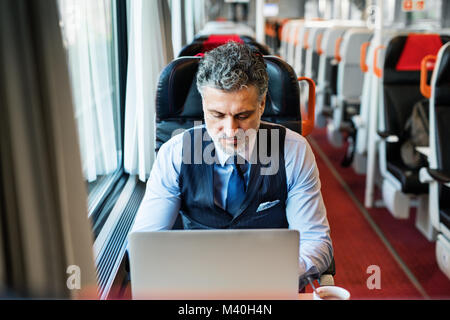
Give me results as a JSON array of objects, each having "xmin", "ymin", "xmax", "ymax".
[{"xmin": 201, "ymin": 85, "xmax": 266, "ymax": 155}]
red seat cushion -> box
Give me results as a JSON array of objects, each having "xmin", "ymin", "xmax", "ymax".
[
  {"xmin": 202, "ymin": 34, "xmax": 243, "ymax": 52},
  {"xmin": 396, "ymin": 33, "xmax": 442, "ymax": 71}
]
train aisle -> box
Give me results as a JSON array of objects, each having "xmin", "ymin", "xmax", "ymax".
[{"xmin": 305, "ymin": 128, "xmax": 450, "ymax": 299}]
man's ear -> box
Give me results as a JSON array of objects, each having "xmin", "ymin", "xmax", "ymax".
[{"xmin": 259, "ymin": 93, "xmax": 266, "ymax": 115}]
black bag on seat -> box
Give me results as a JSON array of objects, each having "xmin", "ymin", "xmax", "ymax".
[
  {"xmin": 381, "ymin": 34, "xmax": 450, "ymax": 194},
  {"xmin": 400, "ymin": 98, "xmax": 429, "ymax": 170}
]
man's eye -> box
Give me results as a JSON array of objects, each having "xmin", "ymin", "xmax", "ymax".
[
  {"xmin": 212, "ymin": 113, "xmax": 224, "ymax": 119},
  {"xmin": 237, "ymin": 114, "xmax": 249, "ymax": 120}
]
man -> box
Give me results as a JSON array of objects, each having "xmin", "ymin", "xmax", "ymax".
[{"xmin": 131, "ymin": 42, "xmax": 333, "ymax": 286}]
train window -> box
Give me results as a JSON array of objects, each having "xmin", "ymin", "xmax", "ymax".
[{"xmin": 57, "ymin": 0, "xmax": 122, "ymax": 207}]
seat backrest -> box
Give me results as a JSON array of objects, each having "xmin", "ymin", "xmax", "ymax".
[
  {"xmin": 197, "ymin": 21, "xmax": 255, "ymax": 38},
  {"xmin": 178, "ymin": 34, "xmax": 270, "ymax": 57},
  {"xmin": 280, "ymin": 20, "xmax": 301, "ymax": 62},
  {"xmin": 337, "ymin": 29, "xmax": 373, "ymax": 100},
  {"xmin": 430, "ymin": 42, "xmax": 450, "ymax": 227},
  {"xmin": 383, "ymin": 34, "xmax": 449, "ymax": 134},
  {"xmin": 320, "ymin": 27, "xmax": 349, "ymax": 96},
  {"xmin": 355, "ymin": 31, "xmax": 404, "ymax": 156},
  {"xmin": 305, "ymin": 27, "xmax": 326, "ymax": 81},
  {"xmin": 382, "ymin": 33, "xmax": 450, "ymax": 162},
  {"xmin": 295, "ymin": 20, "xmax": 333, "ymax": 77},
  {"xmin": 432, "ymin": 42, "xmax": 450, "ymax": 173},
  {"xmin": 155, "ymin": 56, "xmax": 301, "ymax": 150},
  {"xmin": 265, "ymin": 19, "xmax": 286, "ymax": 54},
  {"xmin": 316, "ymin": 26, "xmax": 348, "ymax": 94}
]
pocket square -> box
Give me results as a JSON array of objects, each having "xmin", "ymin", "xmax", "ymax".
[{"xmin": 256, "ymin": 200, "xmax": 280, "ymax": 212}]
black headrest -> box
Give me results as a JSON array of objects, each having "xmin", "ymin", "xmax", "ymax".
[
  {"xmin": 383, "ymin": 34, "xmax": 450, "ymax": 85},
  {"xmin": 246, "ymin": 41, "xmax": 271, "ymax": 55},
  {"xmin": 264, "ymin": 56, "xmax": 301, "ymax": 117},
  {"xmin": 178, "ymin": 42, "xmax": 205, "ymax": 57},
  {"xmin": 434, "ymin": 43, "xmax": 450, "ymax": 105},
  {"xmin": 156, "ymin": 57, "xmax": 202, "ymax": 120},
  {"xmin": 156, "ymin": 56, "xmax": 300, "ymax": 121}
]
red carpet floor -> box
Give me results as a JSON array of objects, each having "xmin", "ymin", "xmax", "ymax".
[{"xmin": 305, "ymin": 127, "xmax": 450, "ymax": 299}]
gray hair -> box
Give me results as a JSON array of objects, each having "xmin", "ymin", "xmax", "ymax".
[{"xmin": 196, "ymin": 41, "xmax": 269, "ymax": 102}]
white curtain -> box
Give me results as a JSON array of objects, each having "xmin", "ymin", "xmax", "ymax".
[
  {"xmin": 124, "ymin": 0, "xmax": 174, "ymax": 182},
  {"xmin": 171, "ymin": 0, "xmax": 184, "ymax": 56},
  {"xmin": 193, "ymin": 0, "xmax": 207, "ymax": 36},
  {"xmin": 184, "ymin": 0, "xmax": 207, "ymax": 44},
  {"xmin": 0, "ymin": 0, "xmax": 97, "ymax": 298},
  {"xmin": 171, "ymin": 0, "xmax": 207, "ymax": 56},
  {"xmin": 185, "ymin": 0, "xmax": 196, "ymax": 44},
  {"xmin": 58, "ymin": 0, "xmax": 119, "ymax": 183}
]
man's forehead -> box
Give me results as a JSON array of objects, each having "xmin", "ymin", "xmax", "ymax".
[
  {"xmin": 201, "ymin": 85, "xmax": 261, "ymax": 105},
  {"xmin": 205, "ymin": 106, "xmax": 257, "ymax": 115},
  {"xmin": 201, "ymin": 85, "xmax": 258, "ymax": 97},
  {"xmin": 202, "ymin": 88, "xmax": 261, "ymax": 115}
]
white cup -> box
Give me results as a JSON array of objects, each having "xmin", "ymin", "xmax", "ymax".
[{"xmin": 312, "ymin": 286, "xmax": 350, "ymax": 300}]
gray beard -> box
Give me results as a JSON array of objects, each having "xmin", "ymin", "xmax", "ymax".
[
  {"xmin": 205, "ymin": 122, "xmax": 260, "ymax": 158},
  {"xmin": 213, "ymin": 137, "xmax": 246, "ymax": 156}
]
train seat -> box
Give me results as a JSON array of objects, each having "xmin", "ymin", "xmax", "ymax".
[
  {"xmin": 377, "ymin": 33, "xmax": 450, "ymax": 236},
  {"xmin": 177, "ymin": 34, "xmax": 270, "ymax": 57},
  {"xmin": 298, "ymin": 26, "xmax": 310, "ymax": 77},
  {"xmin": 264, "ymin": 19, "xmax": 277, "ymax": 53},
  {"xmin": 296, "ymin": 22, "xmax": 330, "ymax": 77},
  {"xmin": 326, "ymin": 28, "xmax": 373, "ymax": 148},
  {"xmin": 279, "ymin": 19, "xmax": 295, "ymax": 60},
  {"xmin": 419, "ymin": 42, "xmax": 450, "ymax": 279},
  {"xmin": 293, "ymin": 21, "xmax": 333, "ymax": 78},
  {"xmin": 352, "ymin": 40, "xmax": 379, "ymax": 174},
  {"xmin": 155, "ymin": 55, "xmax": 312, "ymax": 150},
  {"xmin": 352, "ymin": 30, "xmax": 405, "ymax": 174},
  {"xmin": 197, "ymin": 21, "xmax": 255, "ymax": 38},
  {"xmin": 265, "ymin": 18, "xmax": 288, "ymax": 55},
  {"xmin": 315, "ymin": 26, "xmax": 349, "ymax": 128},
  {"xmin": 304, "ymin": 26, "xmax": 327, "ymax": 82},
  {"xmin": 285, "ymin": 20, "xmax": 304, "ymax": 70}
]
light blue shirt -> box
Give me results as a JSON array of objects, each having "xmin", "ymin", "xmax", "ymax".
[{"xmin": 131, "ymin": 124, "xmax": 333, "ymax": 278}]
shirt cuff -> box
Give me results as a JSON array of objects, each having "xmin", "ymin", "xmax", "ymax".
[{"xmin": 298, "ymin": 257, "xmax": 321, "ymax": 290}]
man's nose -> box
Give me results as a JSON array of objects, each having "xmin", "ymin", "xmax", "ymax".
[{"xmin": 223, "ymin": 116, "xmax": 239, "ymax": 137}]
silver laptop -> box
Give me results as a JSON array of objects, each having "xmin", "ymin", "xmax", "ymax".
[{"xmin": 128, "ymin": 229, "xmax": 300, "ymax": 300}]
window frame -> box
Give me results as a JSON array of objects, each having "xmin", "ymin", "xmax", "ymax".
[
  {"xmin": 83, "ymin": 0, "xmax": 129, "ymax": 225},
  {"xmin": 58, "ymin": 0, "xmax": 137, "ymax": 299}
]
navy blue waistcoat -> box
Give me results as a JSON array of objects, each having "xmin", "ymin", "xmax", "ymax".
[{"xmin": 178, "ymin": 122, "xmax": 288, "ymax": 229}]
